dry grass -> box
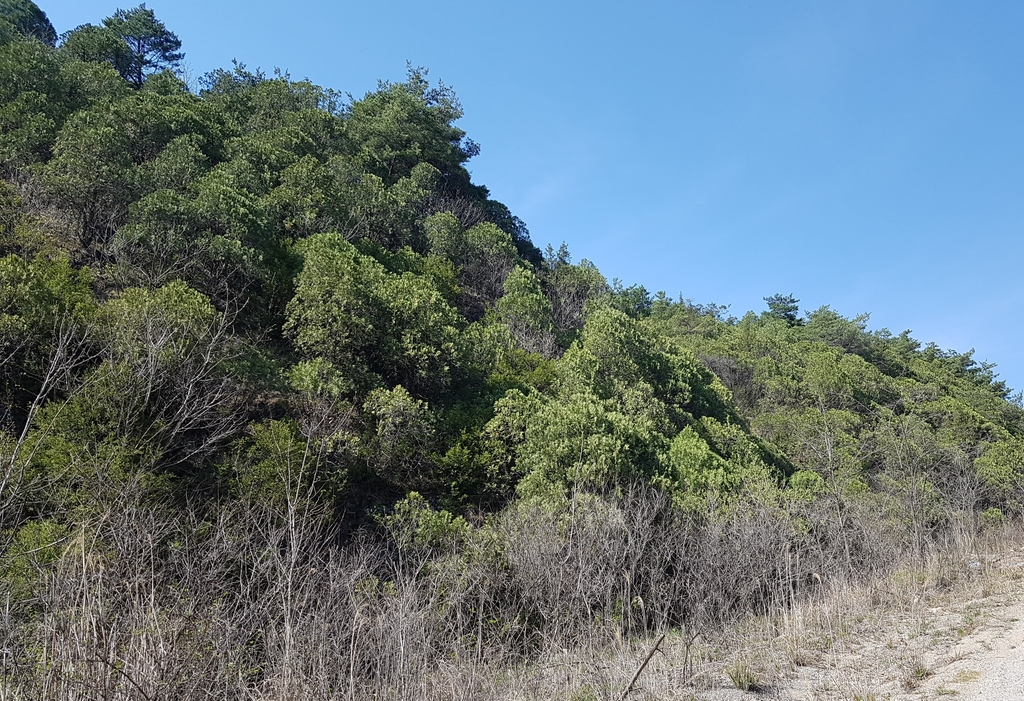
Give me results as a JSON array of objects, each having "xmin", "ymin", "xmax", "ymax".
[
  {"xmin": 487, "ymin": 522, "xmax": 1024, "ymax": 700},
  {"xmin": 1, "ymin": 477, "xmax": 1021, "ymax": 700}
]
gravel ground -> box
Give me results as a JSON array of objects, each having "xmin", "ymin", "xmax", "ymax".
[
  {"xmin": 498, "ymin": 549, "xmax": 1024, "ymax": 700},
  {"xmin": 656, "ymin": 555, "xmax": 1024, "ymax": 701},
  {"xmin": 910, "ymin": 594, "xmax": 1024, "ymax": 701}
]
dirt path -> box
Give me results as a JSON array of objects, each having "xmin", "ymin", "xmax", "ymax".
[
  {"xmin": 496, "ymin": 547, "xmax": 1024, "ymax": 700},
  {"xmin": 908, "ymin": 595, "xmax": 1024, "ymax": 700},
  {"xmin": 665, "ymin": 555, "xmax": 1024, "ymax": 700}
]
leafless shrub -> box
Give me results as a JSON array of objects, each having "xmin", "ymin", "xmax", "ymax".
[
  {"xmin": 425, "ymin": 194, "xmax": 489, "ymax": 231},
  {"xmin": 504, "ymin": 317, "xmax": 558, "ymax": 359},
  {"xmin": 700, "ymin": 355, "xmax": 759, "ymax": 411},
  {"xmin": 0, "ymin": 473, "xmax": 1011, "ymax": 699}
]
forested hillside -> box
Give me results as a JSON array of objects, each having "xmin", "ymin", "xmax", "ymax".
[{"xmin": 1, "ymin": 3, "xmax": 1022, "ymax": 698}]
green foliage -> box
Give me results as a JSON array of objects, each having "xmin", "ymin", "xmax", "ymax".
[
  {"xmin": 788, "ymin": 468, "xmax": 826, "ymax": 498},
  {"xmin": 363, "ymin": 385, "xmax": 436, "ymax": 487},
  {"xmin": 803, "ymin": 305, "xmax": 871, "ymax": 354},
  {"xmin": 0, "ymin": 519, "xmax": 69, "ymax": 602},
  {"xmin": 59, "ymin": 23, "xmax": 133, "ymax": 77},
  {"xmin": 232, "ymin": 418, "xmax": 347, "ymax": 508},
  {"xmin": 609, "ymin": 280, "xmax": 652, "ymax": 318},
  {"xmin": 1, "ymin": 12, "xmax": 167, "ymax": 170},
  {"xmin": 976, "ymin": 437, "xmax": 1024, "ymax": 501},
  {"xmin": 21, "ymin": 281, "xmax": 233, "ymax": 487},
  {"xmin": 542, "ymin": 246, "xmax": 609, "ymax": 345},
  {"xmin": 667, "ymin": 427, "xmax": 736, "ymax": 494},
  {"xmin": 426, "ymin": 213, "xmax": 519, "ymax": 316},
  {"xmin": 287, "ymin": 358, "xmax": 351, "ymax": 398},
  {"xmin": 42, "ymin": 91, "xmax": 222, "ymax": 254},
  {"xmin": 285, "ymin": 232, "xmax": 464, "ymax": 399},
  {"xmin": 489, "ymin": 308, "xmax": 774, "ymax": 504},
  {"xmin": 344, "ymin": 162, "xmax": 438, "ymax": 248},
  {"xmin": 979, "ymin": 506, "xmax": 1004, "ymax": 528},
  {"xmin": 0, "ymin": 35, "xmax": 65, "ymax": 169},
  {"xmin": 0, "ymin": 252, "xmax": 97, "ymax": 401},
  {"xmin": 200, "ymin": 62, "xmax": 342, "ymax": 138},
  {"xmin": 0, "ymin": 0, "xmax": 55, "ymax": 46},
  {"xmin": 101, "ymin": 280, "xmax": 221, "ymax": 364},
  {"xmin": 346, "ymin": 66, "xmax": 478, "ymax": 192},
  {"xmin": 510, "ymin": 386, "xmax": 670, "ymax": 500},
  {"xmin": 498, "ymin": 265, "xmax": 555, "ymax": 356},
  {"xmin": 764, "ymin": 293, "xmax": 801, "ymax": 325},
  {"xmin": 15, "ymin": 289, "xmax": 228, "ymax": 524},
  {"xmin": 0, "ymin": 252, "xmax": 96, "ymax": 328},
  {"xmin": 101, "ymin": 4, "xmax": 183, "ymax": 87},
  {"xmin": 380, "ymin": 491, "xmax": 468, "ymax": 552}
]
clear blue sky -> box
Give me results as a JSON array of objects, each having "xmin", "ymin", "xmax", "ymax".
[{"xmin": 44, "ymin": 1, "xmax": 1024, "ymax": 393}]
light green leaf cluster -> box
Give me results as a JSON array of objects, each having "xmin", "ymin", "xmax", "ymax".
[
  {"xmin": 285, "ymin": 232, "xmax": 464, "ymax": 399},
  {"xmin": 363, "ymin": 385, "xmax": 436, "ymax": 486},
  {"xmin": 490, "ymin": 307, "xmax": 780, "ymax": 505},
  {"xmin": 498, "ymin": 266, "xmax": 555, "ymax": 356},
  {"xmin": 227, "ymin": 417, "xmax": 346, "ymax": 515},
  {"xmin": 976, "ymin": 437, "xmax": 1024, "ymax": 501}
]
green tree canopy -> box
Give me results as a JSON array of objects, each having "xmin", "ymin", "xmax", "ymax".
[
  {"xmin": 59, "ymin": 23, "xmax": 133, "ymax": 77},
  {"xmin": 101, "ymin": 4, "xmax": 183, "ymax": 87},
  {"xmin": 346, "ymin": 66, "xmax": 480, "ymax": 196},
  {"xmin": 764, "ymin": 293, "xmax": 801, "ymax": 325},
  {"xmin": 284, "ymin": 233, "xmax": 465, "ymax": 400},
  {"xmin": 0, "ymin": 0, "xmax": 56, "ymax": 46}
]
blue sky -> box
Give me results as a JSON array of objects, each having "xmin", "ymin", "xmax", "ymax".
[{"xmin": 44, "ymin": 1, "xmax": 1024, "ymax": 393}]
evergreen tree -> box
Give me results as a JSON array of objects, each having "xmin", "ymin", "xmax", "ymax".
[
  {"xmin": 0, "ymin": 0, "xmax": 56, "ymax": 45},
  {"xmin": 764, "ymin": 292, "xmax": 801, "ymax": 325},
  {"xmin": 102, "ymin": 4, "xmax": 183, "ymax": 87}
]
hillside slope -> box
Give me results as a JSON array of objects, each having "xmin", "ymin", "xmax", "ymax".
[{"xmin": 1, "ymin": 2, "xmax": 1022, "ymax": 698}]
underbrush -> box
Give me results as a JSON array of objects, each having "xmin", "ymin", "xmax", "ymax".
[{"xmin": 0, "ymin": 478, "xmax": 1020, "ymax": 700}]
